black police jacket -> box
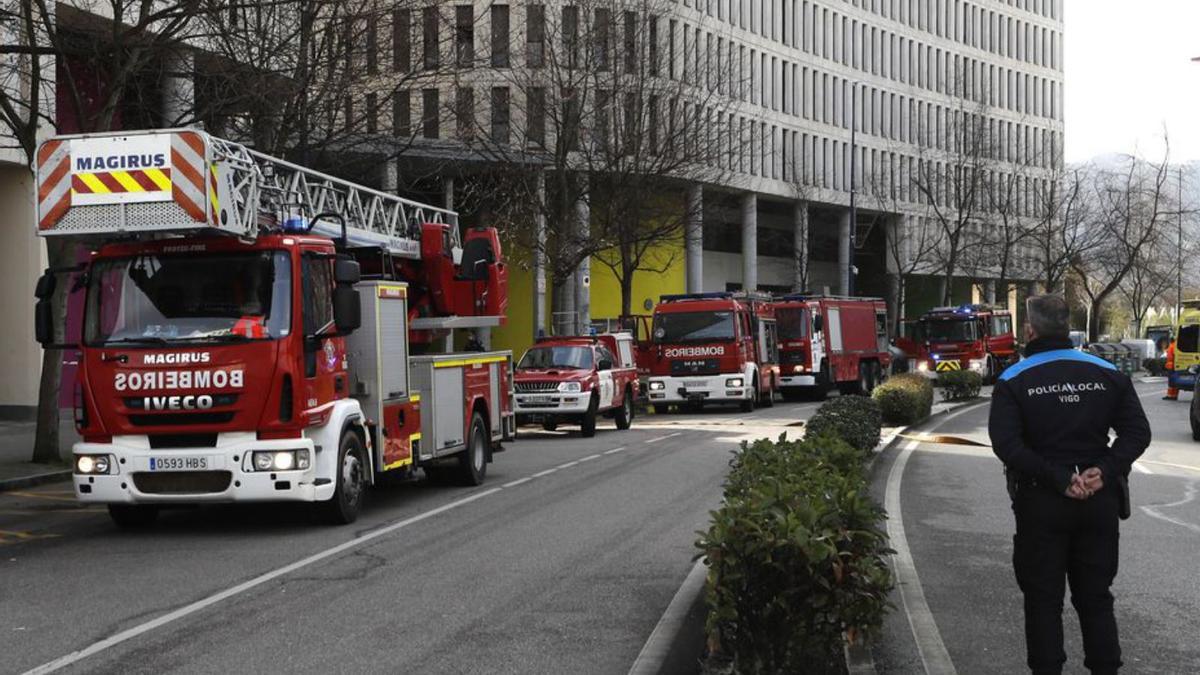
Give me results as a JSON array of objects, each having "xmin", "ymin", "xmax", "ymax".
[{"xmin": 988, "ymin": 336, "xmax": 1151, "ymax": 493}]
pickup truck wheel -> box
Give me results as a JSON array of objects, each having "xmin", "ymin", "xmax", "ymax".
[
  {"xmin": 541, "ymin": 419, "xmax": 558, "ymax": 432},
  {"xmin": 581, "ymin": 395, "xmax": 599, "ymax": 437},
  {"xmin": 615, "ymin": 389, "xmax": 634, "ymax": 430},
  {"xmin": 107, "ymin": 504, "xmax": 158, "ymax": 530},
  {"xmin": 318, "ymin": 431, "xmax": 366, "ymax": 524},
  {"xmin": 454, "ymin": 411, "xmax": 489, "ymax": 486}
]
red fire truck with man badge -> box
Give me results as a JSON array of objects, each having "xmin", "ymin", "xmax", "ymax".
[{"xmin": 34, "ymin": 129, "xmax": 514, "ymax": 528}]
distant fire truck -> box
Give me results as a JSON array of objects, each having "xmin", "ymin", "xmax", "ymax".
[
  {"xmin": 33, "ymin": 129, "xmax": 514, "ymax": 527},
  {"xmin": 916, "ymin": 304, "xmax": 1017, "ymax": 381},
  {"xmin": 513, "ymin": 333, "xmax": 639, "ymax": 436},
  {"xmin": 644, "ymin": 292, "xmax": 779, "ymax": 413},
  {"xmin": 773, "ymin": 295, "xmax": 891, "ymax": 399}
]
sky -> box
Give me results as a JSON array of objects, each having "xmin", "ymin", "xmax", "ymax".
[{"xmin": 1064, "ymin": 0, "xmax": 1200, "ymax": 163}]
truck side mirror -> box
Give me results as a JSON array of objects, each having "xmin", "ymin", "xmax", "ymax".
[
  {"xmin": 333, "ymin": 286, "xmax": 361, "ymax": 334},
  {"xmin": 598, "ymin": 359, "xmax": 613, "ymax": 371},
  {"xmin": 334, "ymin": 257, "xmax": 361, "ymax": 285},
  {"xmin": 34, "ymin": 270, "xmax": 57, "ymax": 346}
]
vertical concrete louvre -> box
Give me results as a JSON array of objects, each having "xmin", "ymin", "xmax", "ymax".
[
  {"xmin": 741, "ymin": 193, "xmax": 757, "ymax": 292},
  {"xmin": 838, "ymin": 209, "xmax": 852, "ymax": 296},
  {"xmin": 686, "ymin": 184, "xmax": 703, "ymax": 293},
  {"xmin": 793, "ymin": 200, "xmax": 808, "ymax": 292},
  {"xmin": 574, "ymin": 193, "xmax": 591, "ymax": 333}
]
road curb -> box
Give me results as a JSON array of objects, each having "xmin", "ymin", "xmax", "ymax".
[
  {"xmin": 0, "ymin": 469, "xmax": 72, "ymax": 493},
  {"xmin": 628, "ymin": 558, "xmax": 708, "ymax": 675}
]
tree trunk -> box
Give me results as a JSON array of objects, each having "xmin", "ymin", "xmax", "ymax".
[
  {"xmin": 31, "ymin": 239, "xmax": 75, "ymax": 464},
  {"xmin": 1088, "ymin": 297, "xmax": 1104, "ymax": 342}
]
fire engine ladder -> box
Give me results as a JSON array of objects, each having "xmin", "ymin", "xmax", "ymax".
[{"xmin": 35, "ymin": 129, "xmax": 459, "ymax": 261}]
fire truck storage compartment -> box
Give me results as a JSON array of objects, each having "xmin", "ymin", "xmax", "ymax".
[
  {"xmin": 409, "ymin": 352, "xmax": 512, "ymax": 458},
  {"xmin": 344, "ymin": 281, "xmax": 414, "ymax": 470}
]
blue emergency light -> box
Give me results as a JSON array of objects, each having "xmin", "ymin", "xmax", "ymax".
[{"xmin": 282, "ymin": 216, "xmax": 309, "ymax": 233}]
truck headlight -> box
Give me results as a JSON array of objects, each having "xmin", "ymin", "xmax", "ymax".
[
  {"xmin": 917, "ymin": 361, "xmax": 930, "ymax": 372},
  {"xmin": 969, "ymin": 359, "xmax": 986, "ymax": 372},
  {"xmin": 252, "ymin": 450, "xmax": 310, "ymax": 472},
  {"xmin": 75, "ymin": 454, "xmax": 112, "ymax": 475},
  {"xmin": 649, "ymin": 381, "xmax": 665, "ymax": 391},
  {"xmin": 726, "ymin": 377, "xmax": 744, "ymax": 387},
  {"xmin": 558, "ymin": 382, "xmax": 582, "ymax": 393}
]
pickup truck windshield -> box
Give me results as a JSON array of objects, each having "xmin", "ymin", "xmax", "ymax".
[
  {"xmin": 775, "ymin": 307, "xmax": 809, "ymax": 340},
  {"xmin": 519, "ymin": 345, "xmax": 594, "ymax": 370},
  {"xmin": 85, "ymin": 250, "xmax": 292, "ymax": 346},
  {"xmin": 922, "ymin": 318, "xmax": 977, "ymax": 342},
  {"xmin": 653, "ymin": 311, "xmax": 736, "ymax": 344}
]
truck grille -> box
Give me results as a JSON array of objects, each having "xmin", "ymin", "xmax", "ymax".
[
  {"xmin": 133, "ymin": 471, "xmax": 232, "ymax": 494},
  {"xmin": 128, "ymin": 412, "xmax": 236, "ymax": 427},
  {"xmin": 515, "ymin": 381, "xmax": 558, "ymax": 393},
  {"xmin": 780, "ymin": 351, "xmax": 808, "ymax": 365}
]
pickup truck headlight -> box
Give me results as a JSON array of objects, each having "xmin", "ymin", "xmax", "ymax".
[
  {"xmin": 726, "ymin": 377, "xmax": 744, "ymax": 387},
  {"xmin": 558, "ymin": 382, "xmax": 582, "ymax": 393},
  {"xmin": 648, "ymin": 381, "xmax": 665, "ymax": 391}
]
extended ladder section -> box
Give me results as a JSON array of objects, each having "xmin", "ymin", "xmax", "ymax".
[{"xmin": 34, "ymin": 129, "xmax": 457, "ymax": 259}]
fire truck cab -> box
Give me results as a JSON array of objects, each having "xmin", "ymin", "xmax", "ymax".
[
  {"xmin": 513, "ymin": 333, "xmax": 638, "ymax": 436},
  {"xmin": 916, "ymin": 304, "xmax": 1017, "ymax": 381},
  {"xmin": 33, "ymin": 129, "xmax": 514, "ymax": 528},
  {"xmin": 645, "ymin": 292, "xmax": 779, "ymax": 413},
  {"xmin": 774, "ymin": 295, "xmax": 891, "ymax": 399}
]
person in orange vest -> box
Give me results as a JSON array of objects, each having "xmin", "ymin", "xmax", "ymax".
[{"xmin": 1164, "ymin": 340, "xmax": 1178, "ymax": 400}]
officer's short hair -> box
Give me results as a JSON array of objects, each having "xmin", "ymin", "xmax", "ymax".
[{"xmin": 1026, "ymin": 294, "xmax": 1070, "ymax": 339}]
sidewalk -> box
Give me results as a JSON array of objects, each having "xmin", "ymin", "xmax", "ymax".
[{"xmin": 0, "ymin": 418, "xmax": 73, "ymax": 491}]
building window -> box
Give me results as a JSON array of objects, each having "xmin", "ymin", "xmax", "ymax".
[
  {"xmin": 563, "ymin": 6, "xmax": 579, "ymax": 68},
  {"xmin": 624, "ymin": 11, "xmax": 636, "ymax": 73},
  {"xmin": 422, "ymin": 88, "xmax": 439, "ymax": 139},
  {"xmin": 456, "ymin": 87, "xmax": 474, "ymax": 138},
  {"xmin": 648, "ymin": 16, "xmax": 658, "ymax": 76},
  {"xmin": 422, "ymin": 7, "xmax": 439, "ymax": 70},
  {"xmin": 393, "ymin": 91, "xmax": 411, "ymax": 137},
  {"xmin": 527, "ymin": 5, "xmax": 545, "ymax": 67},
  {"xmin": 527, "ymin": 87, "xmax": 546, "ymax": 146},
  {"xmin": 343, "ymin": 96, "xmax": 353, "ymax": 133},
  {"xmin": 366, "ymin": 19, "xmax": 378, "ymax": 75},
  {"xmin": 491, "ymin": 5, "xmax": 510, "ymax": 67},
  {"xmin": 393, "ymin": 9, "xmax": 411, "ymax": 72},
  {"xmin": 594, "ymin": 8, "xmax": 611, "ymax": 71},
  {"xmin": 455, "ymin": 5, "xmax": 474, "ymax": 68},
  {"xmin": 366, "ymin": 93, "xmax": 378, "ymax": 133},
  {"xmin": 491, "ymin": 87, "xmax": 510, "ymax": 144}
]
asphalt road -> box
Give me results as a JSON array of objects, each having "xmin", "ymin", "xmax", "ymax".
[
  {"xmin": 873, "ymin": 380, "xmax": 1200, "ymax": 674},
  {"xmin": 0, "ymin": 399, "xmax": 822, "ymax": 675}
]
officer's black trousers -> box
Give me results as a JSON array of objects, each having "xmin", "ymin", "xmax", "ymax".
[{"xmin": 1012, "ymin": 484, "xmax": 1121, "ymax": 674}]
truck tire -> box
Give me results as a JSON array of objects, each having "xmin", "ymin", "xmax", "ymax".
[
  {"xmin": 615, "ymin": 388, "xmax": 634, "ymax": 430},
  {"xmin": 317, "ymin": 430, "xmax": 367, "ymax": 525},
  {"xmin": 653, "ymin": 404, "xmax": 670, "ymax": 415},
  {"xmin": 741, "ymin": 376, "xmax": 757, "ymax": 412},
  {"xmin": 581, "ymin": 395, "xmax": 599, "ymax": 437},
  {"xmin": 1191, "ymin": 394, "xmax": 1200, "ymax": 441},
  {"xmin": 455, "ymin": 411, "xmax": 489, "ymax": 486},
  {"xmin": 542, "ymin": 419, "xmax": 558, "ymax": 432},
  {"xmin": 107, "ymin": 504, "xmax": 158, "ymax": 529}
]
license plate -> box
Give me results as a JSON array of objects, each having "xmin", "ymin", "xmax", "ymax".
[
  {"xmin": 149, "ymin": 456, "xmax": 209, "ymax": 471},
  {"xmin": 687, "ymin": 393, "xmax": 707, "ymax": 402},
  {"xmin": 527, "ymin": 395, "xmax": 555, "ymax": 403}
]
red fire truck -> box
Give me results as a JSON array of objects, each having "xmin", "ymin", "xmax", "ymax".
[
  {"xmin": 513, "ymin": 333, "xmax": 639, "ymax": 436},
  {"xmin": 644, "ymin": 292, "xmax": 779, "ymax": 413},
  {"xmin": 33, "ymin": 129, "xmax": 514, "ymax": 527},
  {"xmin": 773, "ymin": 295, "xmax": 891, "ymax": 400},
  {"xmin": 915, "ymin": 304, "xmax": 1017, "ymax": 381}
]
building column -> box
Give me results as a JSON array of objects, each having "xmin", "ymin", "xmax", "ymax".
[
  {"xmin": 443, "ymin": 177, "xmax": 455, "ymax": 211},
  {"xmin": 161, "ymin": 50, "xmax": 194, "ymax": 127},
  {"xmin": 936, "ymin": 276, "xmax": 949, "ymax": 306},
  {"xmin": 741, "ymin": 193, "xmax": 758, "ymax": 292},
  {"xmin": 984, "ymin": 279, "xmax": 997, "ymax": 304},
  {"xmin": 792, "ymin": 200, "xmax": 809, "ymax": 292},
  {"xmin": 380, "ymin": 160, "xmax": 398, "ymax": 193},
  {"xmin": 532, "ymin": 172, "xmax": 548, "ymax": 339},
  {"xmin": 574, "ymin": 195, "xmax": 591, "ymax": 333},
  {"xmin": 838, "ymin": 209, "xmax": 852, "ymax": 296},
  {"xmin": 686, "ymin": 184, "xmax": 704, "ymax": 293}
]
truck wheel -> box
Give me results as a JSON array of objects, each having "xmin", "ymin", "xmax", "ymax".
[
  {"xmin": 653, "ymin": 404, "xmax": 669, "ymax": 415},
  {"xmin": 984, "ymin": 356, "xmax": 997, "ymax": 384},
  {"xmin": 1191, "ymin": 395, "xmax": 1200, "ymax": 441},
  {"xmin": 741, "ymin": 376, "xmax": 757, "ymax": 412},
  {"xmin": 581, "ymin": 395, "xmax": 599, "ymax": 437},
  {"xmin": 107, "ymin": 504, "xmax": 158, "ymax": 530},
  {"xmin": 317, "ymin": 430, "xmax": 367, "ymax": 524},
  {"xmin": 857, "ymin": 363, "xmax": 871, "ymax": 396},
  {"xmin": 615, "ymin": 388, "xmax": 634, "ymax": 430},
  {"xmin": 541, "ymin": 419, "xmax": 558, "ymax": 432},
  {"xmin": 455, "ymin": 411, "xmax": 489, "ymax": 486}
]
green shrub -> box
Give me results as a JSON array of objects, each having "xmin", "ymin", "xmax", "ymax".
[
  {"xmin": 936, "ymin": 370, "xmax": 983, "ymax": 401},
  {"xmin": 698, "ymin": 434, "xmax": 893, "ymax": 674},
  {"xmin": 804, "ymin": 395, "xmax": 883, "ymax": 453},
  {"xmin": 872, "ymin": 373, "xmax": 934, "ymax": 426}
]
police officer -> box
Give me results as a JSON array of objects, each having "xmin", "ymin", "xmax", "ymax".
[{"xmin": 989, "ymin": 294, "xmax": 1151, "ymax": 675}]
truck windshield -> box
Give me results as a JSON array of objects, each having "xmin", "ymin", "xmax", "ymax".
[
  {"xmin": 518, "ymin": 346, "xmax": 593, "ymax": 370},
  {"xmin": 85, "ymin": 251, "xmax": 292, "ymax": 346},
  {"xmin": 775, "ymin": 307, "xmax": 809, "ymax": 339},
  {"xmin": 653, "ymin": 311, "xmax": 735, "ymax": 343},
  {"xmin": 923, "ymin": 319, "xmax": 976, "ymax": 342}
]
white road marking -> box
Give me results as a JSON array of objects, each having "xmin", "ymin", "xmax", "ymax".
[
  {"xmin": 645, "ymin": 432, "xmax": 682, "ymax": 444},
  {"xmin": 1142, "ymin": 459, "xmax": 1200, "ymax": 474},
  {"xmin": 885, "ymin": 403, "xmax": 984, "ymax": 675},
  {"xmin": 1132, "ymin": 462, "xmax": 1153, "ymax": 475},
  {"xmin": 578, "ymin": 454, "xmax": 601, "ymax": 463},
  {"xmin": 604, "ymin": 446, "xmax": 627, "ymax": 455},
  {"xmin": 1140, "ymin": 480, "xmax": 1200, "ymax": 535},
  {"xmin": 501, "ymin": 477, "xmax": 532, "ymax": 488},
  {"xmin": 531, "ymin": 468, "xmax": 558, "ymax": 478},
  {"xmin": 555, "ymin": 461, "xmax": 580, "ymax": 470},
  {"xmin": 22, "ymin": 486, "xmax": 503, "ymax": 675}
]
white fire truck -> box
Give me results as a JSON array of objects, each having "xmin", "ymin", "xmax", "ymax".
[{"xmin": 33, "ymin": 129, "xmax": 514, "ymax": 527}]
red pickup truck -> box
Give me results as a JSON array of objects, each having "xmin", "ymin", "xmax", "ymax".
[{"xmin": 514, "ymin": 333, "xmax": 639, "ymax": 437}]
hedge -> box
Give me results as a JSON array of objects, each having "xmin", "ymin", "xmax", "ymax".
[
  {"xmin": 871, "ymin": 373, "xmax": 934, "ymax": 426},
  {"xmin": 936, "ymin": 370, "xmax": 983, "ymax": 401},
  {"xmin": 804, "ymin": 395, "xmax": 883, "ymax": 454},
  {"xmin": 697, "ymin": 434, "xmax": 893, "ymax": 674}
]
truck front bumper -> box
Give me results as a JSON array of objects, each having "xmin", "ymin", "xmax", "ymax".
[
  {"xmin": 70, "ymin": 433, "xmax": 331, "ymax": 505},
  {"xmin": 514, "ymin": 392, "xmax": 593, "ymax": 416},
  {"xmin": 646, "ymin": 375, "xmax": 751, "ymax": 404},
  {"xmin": 779, "ymin": 375, "xmax": 817, "ymax": 387}
]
